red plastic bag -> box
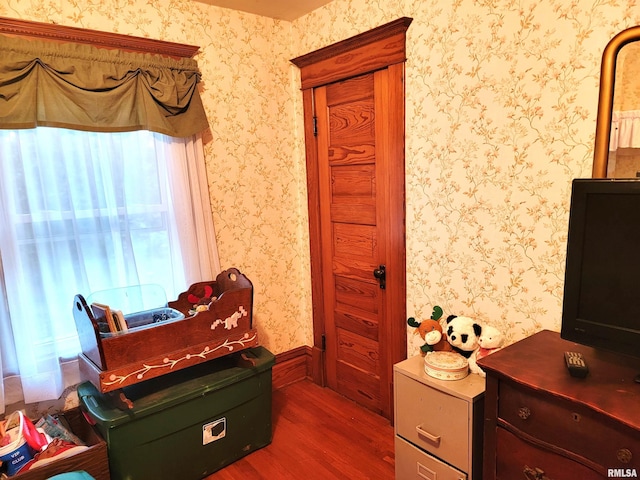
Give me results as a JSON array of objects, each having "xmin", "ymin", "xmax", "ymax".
[{"xmin": 21, "ymin": 412, "xmax": 48, "ymax": 452}]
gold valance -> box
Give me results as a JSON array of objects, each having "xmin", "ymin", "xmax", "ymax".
[{"xmin": 0, "ymin": 34, "xmax": 209, "ymax": 137}]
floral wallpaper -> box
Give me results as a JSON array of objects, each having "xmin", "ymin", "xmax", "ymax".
[
  {"xmin": 1, "ymin": 0, "xmax": 638, "ymax": 359},
  {"xmin": 0, "ymin": 0, "xmax": 314, "ymax": 356},
  {"xmin": 292, "ymin": 0, "xmax": 640, "ymax": 354}
]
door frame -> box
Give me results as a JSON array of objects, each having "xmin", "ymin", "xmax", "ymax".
[{"xmin": 291, "ymin": 18, "xmax": 412, "ymax": 405}]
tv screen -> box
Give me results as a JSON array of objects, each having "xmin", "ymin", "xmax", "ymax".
[{"xmin": 561, "ymin": 178, "xmax": 640, "ymax": 360}]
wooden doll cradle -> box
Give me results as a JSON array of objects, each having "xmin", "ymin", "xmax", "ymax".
[{"xmin": 73, "ymin": 268, "xmax": 258, "ymax": 408}]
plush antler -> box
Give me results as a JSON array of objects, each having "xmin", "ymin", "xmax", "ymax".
[
  {"xmin": 407, "ymin": 317, "xmax": 421, "ymax": 328},
  {"xmin": 188, "ymin": 285, "xmax": 215, "ymax": 305}
]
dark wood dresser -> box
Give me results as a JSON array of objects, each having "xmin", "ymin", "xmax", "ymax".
[{"xmin": 478, "ymin": 329, "xmax": 640, "ymax": 480}]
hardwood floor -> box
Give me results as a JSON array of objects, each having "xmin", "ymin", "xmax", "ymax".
[{"xmin": 207, "ymin": 380, "xmax": 396, "ymax": 479}]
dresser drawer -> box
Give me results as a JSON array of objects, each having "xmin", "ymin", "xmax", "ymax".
[
  {"xmin": 395, "ymin": 435, "xmax": 467, "ymax": 480},
  {"xmin": 395, "ymin": 372, "xmax": 469, "ymax": 470},
  {"xmin": 496, "ymin": 427, "xmax": 602, "ymax": 480},
  {"xmin": 498, "ymin": 381, "xmax": 640, "ymax": 470}
]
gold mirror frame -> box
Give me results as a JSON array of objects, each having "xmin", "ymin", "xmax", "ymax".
[{"xmin": 593, "ymin": 25, "xmax": 640, "ymax": 178}]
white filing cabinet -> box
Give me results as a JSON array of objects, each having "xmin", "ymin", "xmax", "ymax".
[{"xmin": 394, "ymin": 355, "xmax": 485, "ymax": 480}]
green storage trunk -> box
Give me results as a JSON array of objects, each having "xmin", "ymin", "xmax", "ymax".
[{"xmin": 78, "ymin": 347, "xmax": 274, "ymax": 480}]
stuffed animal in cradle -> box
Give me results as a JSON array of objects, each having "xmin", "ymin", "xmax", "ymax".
[
  {"xmin": 468, "ymin": 324, "xmax": 504, "ymax": 377},
  {"xmin": 445, "ymin": 314, "xmax": 482, "ymax": 358},
  {"xmin": 188, "ymin": 285, "xmax": 217, "ymax": 315},
  {"xmin": 407, "ymin": 306, "xmax": 453, "ymax": 355}
]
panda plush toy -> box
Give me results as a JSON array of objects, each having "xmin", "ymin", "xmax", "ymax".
[{"xmin": 445, "ymin": 314, "xmax": 482, "ymax": 358}]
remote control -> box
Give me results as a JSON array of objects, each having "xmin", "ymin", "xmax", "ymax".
[{"xmin": 564, "ymin": 351, "xmax": 589, "ymax": 378}]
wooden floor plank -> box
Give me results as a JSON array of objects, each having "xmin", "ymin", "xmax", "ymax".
[{"xmin": 206, "ymin": 380, "xmax": 395, "ymax": 479}]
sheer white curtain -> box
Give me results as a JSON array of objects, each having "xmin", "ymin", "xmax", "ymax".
[{"xmin": 0, "ymin": 127, "xmax": 220, "ymax": 410}]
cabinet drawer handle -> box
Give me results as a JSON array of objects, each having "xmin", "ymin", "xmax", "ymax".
[
  {"xmin": 524, "ymin": 465, "xmax": 552, "ymax": 480},
  {"xmin": 416, "ymin": 461, "xmax": 432, "ymax": 480},
  {"xmin": 618, "ymin": 448, "xmax": 633, "ymax": 463},
  {"xmin": 518, "ymin": 406, "xmax": 532, "ymax": 420},
  {"xmin": 416, "ymin": 461, "xmax": 464, "ymax": 480},
  {"xmin": 415, "ymin": 425, "xmax": 441, "ymax": 445}
]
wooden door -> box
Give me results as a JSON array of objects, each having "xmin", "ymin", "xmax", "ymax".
[{"xmin": 292, "ymin": 18, "xmax": 411, "ymax": 420}]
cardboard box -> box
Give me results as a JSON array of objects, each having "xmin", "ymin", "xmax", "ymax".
[{"xmin": 14, "ymin": 408, "xmax": 109, "ymax": 480}]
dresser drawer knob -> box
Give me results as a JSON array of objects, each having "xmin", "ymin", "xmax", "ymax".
[
  {"xmin": 415, "ymin": 425, "xmax": 441, "ymax": 446},
  {"xmin": 518, "ymin": 406, "xmax": 532, "ymax": 420},
  {"xmin": 524, "ymin": 465, "xmax": 552, "ymax": 480},
  {"xmin": 617, "ymin": 448, "xmax": 633, "ymax": 463}
]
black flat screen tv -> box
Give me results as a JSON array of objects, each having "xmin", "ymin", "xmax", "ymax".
[{"xmin": 561, "ymin": 178, "xmax": 640, "ymax": 361}]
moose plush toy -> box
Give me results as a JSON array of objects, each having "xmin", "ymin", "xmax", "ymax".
[
  {"xmin": 408, "ymin": 306, "xmax": 453, "ymax": 355},
  {"xmin": 187, "ymin": 285, "xmax": 217, "ymax": 315}
]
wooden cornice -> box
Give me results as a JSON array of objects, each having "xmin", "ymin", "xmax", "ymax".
[
  {"xmin": 291, "ymin": 17, "xmax": 412, "ymax": 68},
  {"xmin": 290, "ymin": 16, "xmax": 413, "ymax": 90},
  {"xmin": 0, "ymin": 16, "xmax": 200, "ymax": 58}
]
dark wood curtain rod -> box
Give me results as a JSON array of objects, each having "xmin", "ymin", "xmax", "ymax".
[{"xmin": 0, "ymin": 16, "xmax": 200, "ymax": 58}]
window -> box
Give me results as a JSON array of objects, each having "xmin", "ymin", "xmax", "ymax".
[
  {"xmin": 0, "ymin": 127, "xmax": 219, "ymax": 408},
  {"xmin": 0, "ymin": 19, "xmax": 214, "ymax": 412}
]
